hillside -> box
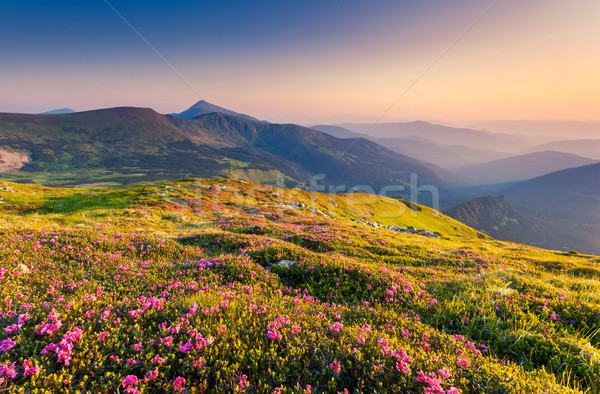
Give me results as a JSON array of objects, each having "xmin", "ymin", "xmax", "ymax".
[
  {"xmin": 0, "ymin": 178, "xmax": 598, "ymax": 392},
  {"xmin": 446, "ymin": 195, "xmax": 540, "ymax": 242},
  {"xmin": 453, "ymin": 151, "xmax": 597, "ymax": 185},
  {"xmin": 0, "ymin": 107, "xmax": 447, "ymax": 189}
]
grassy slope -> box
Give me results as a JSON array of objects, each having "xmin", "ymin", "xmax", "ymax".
[{"xmin": 0, "ymin": 178, "xmax": 599, "ymax": 392}]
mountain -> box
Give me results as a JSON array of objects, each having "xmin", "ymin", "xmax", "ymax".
[
  {"xmin": 499, "ymin": 163, "xmax": 600, "ymax": 254},
  {"xmin": 0, "ymin": 107, "xmax": 447, "ymax": 190},
  {"xmin": 40, "ymin": 108, "xmax": 75, "ymax": 114},
  {"xmin": 310, "ymin": 125, "xmax": 361, "ymax": 139},
  {"xmin": 521, "ymin": 139, "xmax": 600, "ymax": 160},
  {"xmin": 453, "ymin": 151, "xmax": 597, "ymax": 185},
  {"xmin": 447, "ymin": 195, "xmax": 539, "ymax": 242},
  {"xmin": 471, "ymin": 120, "xmax": 600, "ymax": 140},
  {"xmin": 312, "ymin": 124, "xmax": 511, "ymax": 168},
  {"xmin": 173, "ymin": 100, "xmax": 259, "ymax": 121},
  {"xmin": 338, "ymin": 121, "xmax": 530, "ymax": 152}
]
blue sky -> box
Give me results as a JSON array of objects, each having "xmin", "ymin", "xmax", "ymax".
[{"xmin": 1, "ymin": 0, "xmax": 599, "ymax": 123}]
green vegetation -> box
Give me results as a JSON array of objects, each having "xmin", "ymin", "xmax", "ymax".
[{"xmin": 0, "ymin": 178, "xmax": 599, "ymax": 392}]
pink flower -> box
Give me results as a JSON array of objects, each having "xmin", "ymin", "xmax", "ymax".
[
  {"xmin": 267, "ymin": 330, "xmax": 282, "ymax": 341},
  {"xmin": 0, "ymin": 338, "xmax": 16, "ymax": 353},
  {"xmin": 447, "ymin": 388, "xmax": 461, "ymax": 394},
  {"xmin": 292, "ymin": 324, "xmax": 302, "ymax": 334},
  {"xmin": 438, "ymin": 368, "xmax": 451, "ymax": 379},
  {"xmin": 396, "ymin": 361, "xmax": 410, "ymax": 374},
  {"xmin": 238, "ymin": 374, "xmax": 250, "ymax": 390},
  {"xmin": 22, "ymin": 360, "xmax": 41, "ymax": 377},
  {"xmin": 145, "ymin": 368, "xmax": 159, "ymax": 381},
  {"xmin": 330, "ymin": 360, "xmax": 341, "ymax": 374},
  {"xmin": 98, "ymin": 332, "xmax": 109, "ymax": 341},
  {"xmin": 179, "ymin": 341, "xmax": 193, "ymax": 353},
  {"xmin": 173, "ymin": 376, "xmax": 186, "ymax": 392},
  {"xmin": 329, "ymin": 322, "xmax": 343, "ymax": 332},
  {"xmin": 122, "ymin": 375, "xmax": 139, "ymax": 387},
  {"xmin": 4, "ymin": 324, "xmax": 20, "ymax": 335},
  {"xmin": 0, "ymin": 361, "xmax": 17, "ymax": 379},
  {"xmin": 152, "ymin": 355, "xmax": 166, "ymax": 364},
  {"xmin": 457, "ymin": 358, "xmax": 470, "ymax": 369}
]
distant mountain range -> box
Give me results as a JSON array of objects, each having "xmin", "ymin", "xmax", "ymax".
[
  {"xmin": 521, "ymin": 139, "xmax": 600, "ymax": 160},
  {"xmin": 453, "ymin": 151, "xmax": 597, "ymax": 185},
  {"xmin": 336, "ymin": 121, "xmax": 529, "ymax": 152},
  {"xmin": 172, "ymin": 100, "xmax": 258, "ymax": 121},
  {"xmin": 471, "ymin": 120, "xmax": 600, "ymax": 140},
  {"xmin": 0, "ymin": 103, "xmax": 447, "ymax": 190},
  {"xmin": 449, "ymin": 162, "xmax": 600, "ymax": 254}
]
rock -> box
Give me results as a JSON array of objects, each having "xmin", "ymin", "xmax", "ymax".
[
  {"xmin": 272, "ymin": 260, "xmax": 295, "ymax": 269},
  {"xmin": 15, "ymin": 264, "xmax": 30, "ymax": 274}
]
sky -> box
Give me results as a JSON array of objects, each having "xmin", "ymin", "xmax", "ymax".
[{"xmin": 1, "ymin": 0, "xmax": 599, "ymax": 124}]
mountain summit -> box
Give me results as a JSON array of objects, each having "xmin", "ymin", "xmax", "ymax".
[{"xmin": 172, "ymin": 100, "xmax": 258, "ymax": 121}]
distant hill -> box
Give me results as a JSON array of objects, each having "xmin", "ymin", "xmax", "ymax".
[
  {"xmin": 521, "ymin": 139, "xmax": 600, "ymax": 160},
  {"xmin": 310, "ymin": 125, "xmax": 360, "ymax": 139},
  {"xmin": 172, "ymin": 100, "xmax": 258, "ymax": 121},
  {"xmin": 447, "ymin": 195, "xmax": 539, "ymax": 242},
  {"xmin": 338, "ymin": 121, "xmax": 529, "ymax": 152},
  {"xmin": 0, "ymin": 107, "xmax": 447, "ymax": 190},
  {"xmin": 40, "ymin": 108, "xmax": 75, "ymax": 115},
  {"xmin": 453, "ymin": 151, "xmax": 597, "ymax": 185},
  {"xmin": 312, "ymin": 124, "xmax": 511, "ymax": 168},
  {"xmin": 471, "ymin": 120, "xmax": 600, "ymax": 140},
  {"xmin": 503, "ymin": 162, "xmax": 600, "ymax": 208},
  {"xmin": 499, "ymin": 163, "xmax": 600, "ymax": 254}
]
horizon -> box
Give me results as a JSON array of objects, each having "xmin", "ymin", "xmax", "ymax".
[{"xmin": 1, "ymin": 1, "xmax": 599, "ymax": 124}]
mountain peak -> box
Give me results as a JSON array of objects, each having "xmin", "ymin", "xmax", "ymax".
[{"xmin": 172, "ymin": 100, "xmax": 258, "ymax": 121}]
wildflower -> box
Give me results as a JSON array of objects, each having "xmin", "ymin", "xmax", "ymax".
[
  {"xmin": 267, "ymin": 330, "xmax": 282, "ymax": 341},
  {"xmin": 122, "ymin": 375, "xmax": 139, "ymax": 387},
  {"xmin": 396, "ymin": 361, "xmax": 410, "ymax": 374},
  {"xmin": 329, "ymin": 322, "xmax": 343, "ymax": 332},
  {"xmin": 98, "ymin": 332, "xmax": 109, "ymax": 341},
  {"xmin": 457, "ymin": 358, "xmax": 470, "ymax": 369},
  {"xmin": 145, "ymin": 368, "xmax": 159, "ymax": 381},
  {"xmin": 238, "ymin": 374, "xmax": 250, "ymax": 390},
  {"xmin": 152, "ymin": 355, "xmax": 166, "ymax": 364},
  {"xmin": 173, "ymin": 376, "xmax": 186, "ymax": 392},
  {"xmin": 438, "ymin": 368, "xmax": 451, "ymax": 379},
  {"xmin": 292, "ymin": 324, "xmax": 302, "ymax": 334},
  {"xmin": 22, "ymin": 359, "xmax": 41, "ymax": 377},
  {"xmin": 330, "ymin": 360, "xmax": 341, "ymax": 374},
  {"xmin": 0, "ymin": 338, "xmax": 16, "ymax": 353}
]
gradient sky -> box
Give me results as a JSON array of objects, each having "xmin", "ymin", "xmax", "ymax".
[{"xmin": 1, "ymin": 0, "xmax": 599, "ymax": 123}]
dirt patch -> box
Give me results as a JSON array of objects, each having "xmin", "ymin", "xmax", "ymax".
[{"xmin": 0, "ymin": 149, "xmax": 29, "ymax": 172}]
